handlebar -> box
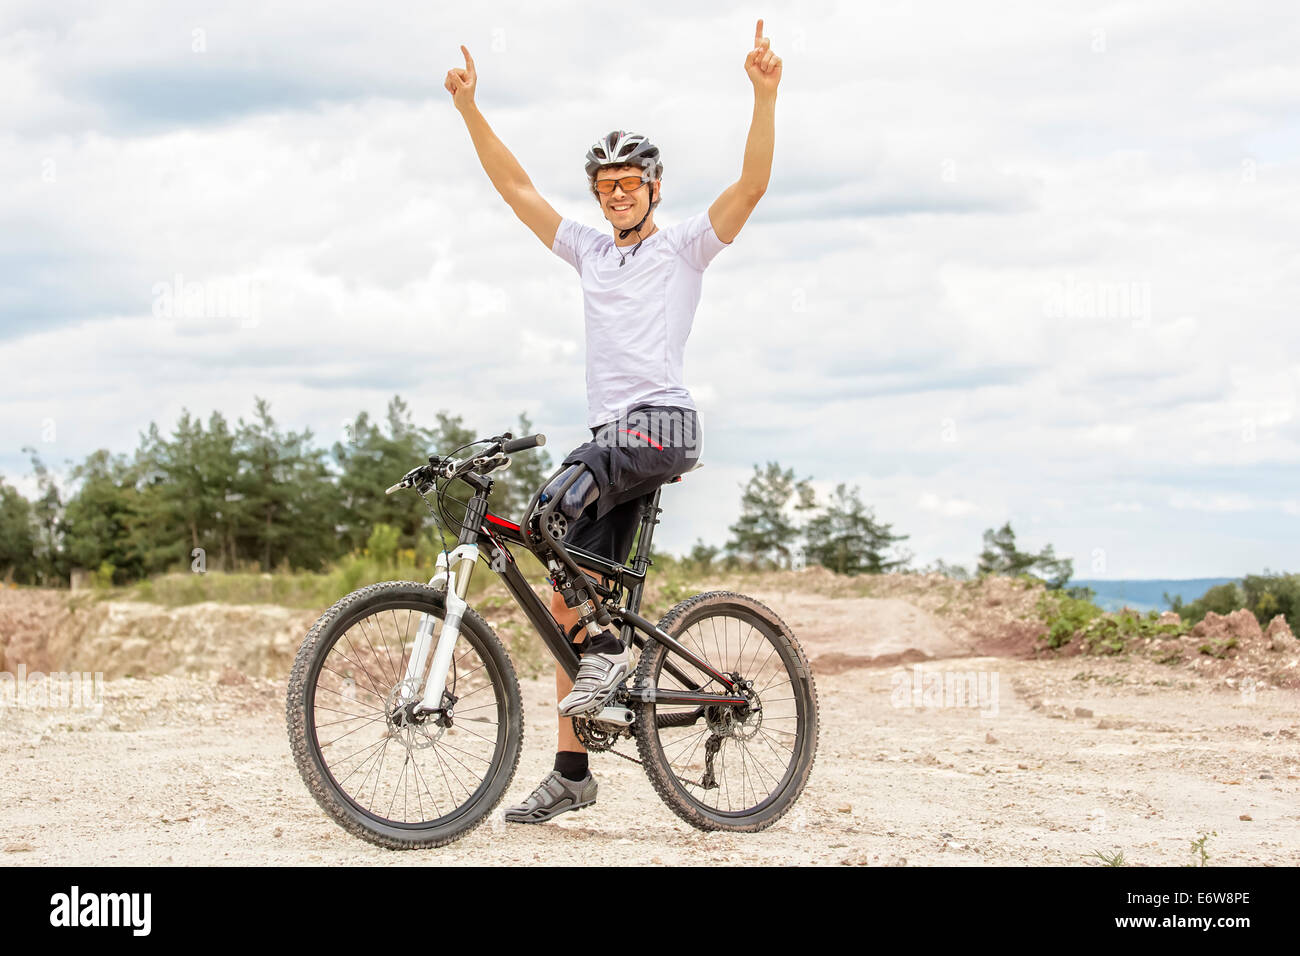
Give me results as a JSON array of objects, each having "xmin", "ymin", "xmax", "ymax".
[
  {"xmin": 503, "ymin": 433, "xmax": 546, "ymax": 454},
  {"xmin": 384, "ymin": 431, "xmax": 547, "ymax": 495}
]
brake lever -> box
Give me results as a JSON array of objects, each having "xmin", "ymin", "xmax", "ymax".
[{"xmin": 386, "ymin": 464, "xmax": 428, "ymax": 494}]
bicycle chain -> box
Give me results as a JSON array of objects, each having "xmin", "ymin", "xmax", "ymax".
[
  {"xmin": 606, "ymin": 745, "xmax": 643, "ymax": 767},
  {"xmin": 572, "ymin": 713, "xmax": 643, "ymax": 766}
]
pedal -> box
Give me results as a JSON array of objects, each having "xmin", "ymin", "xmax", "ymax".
[{"xmin": 592, "ymin": 705, "xmax": 635, "ymax": 726}]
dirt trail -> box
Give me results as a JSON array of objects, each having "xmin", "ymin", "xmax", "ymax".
[{"xmin": 2, "ymin": 583, "xmax": 1298, "ymax": 866}]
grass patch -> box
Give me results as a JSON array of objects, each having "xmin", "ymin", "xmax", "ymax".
[
  {"xmin": 1198, "ymin": 637, "xmax": 1238, "ymax": 659},
  {"xmin": 1089, "ymin": 848, "xmax": 1126, "ymax": 866},
  {"xmin": 114, "ymin": 549, "xmax": 553, "ymax": 610}
]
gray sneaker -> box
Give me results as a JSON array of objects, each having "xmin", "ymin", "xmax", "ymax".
[
  {"xmin": 558, "ymin": 647, "xmax": 630, "ymax": 717},
  {"xmin": 502, "ymin": 770, "xmax": 597, "ymax": 824}
]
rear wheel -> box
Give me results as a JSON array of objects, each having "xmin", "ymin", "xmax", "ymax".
[
  {"xmin": 286, "ymin": 581, "xmax": 522, "ymax": 849},
  {"xmin": 633, "ymin": 590, "xmax": 818, "ymax": 831}
]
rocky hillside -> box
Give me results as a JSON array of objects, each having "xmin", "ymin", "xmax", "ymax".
[{"xmin": 0, "ymin": 570, "xmax": 1295, "ymax": 687}]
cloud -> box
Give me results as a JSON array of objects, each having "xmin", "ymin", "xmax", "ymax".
[
  {"xmin": 1168, "ymin": 492, "xmax": 1255, "ymax": 513},
  {"xmin": 917, "ymin": 493, "xmax": 979, "ymax": 517},
  {"xmin": 3, "ymin": 0, "xmax": 1299, "ymax": 573}
]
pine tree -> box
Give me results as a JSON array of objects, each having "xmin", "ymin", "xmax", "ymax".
[
  {"xmin": 977, "ymin": 521, "xmax": 1072, "ymax": 588},
  {"xmin": 803, "ymin": 483, "xmax": 910, "ymax": 574},
  {"xmin": 333, "ymin": 396, "xmax": 440, "ymax": 553},
  {"xmin": 237, "ymin": 397, "xmax": 336, "ymax": 571},
  {"xmin": 725, "ymin": 462, "xmax": 814, "ymax": 569},
  {"xmin": 687, "ymin": 538, "xmax": 720, "ymax": 572},
  {"xmin": 0, "ymin": 478, "xmax": 37, "ymax": 584},
  {"xmin": 60, "ymin": 450, "xmax": 141, "ymax": 582}
]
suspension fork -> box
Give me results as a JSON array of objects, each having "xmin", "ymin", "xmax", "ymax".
[
  {"xmin": 394, "ymin": 542, "xmax": 480, "ymax": 713},
  {"xmin": 399, "ymin": 492, "xmax": 489, "ymax": 714}
]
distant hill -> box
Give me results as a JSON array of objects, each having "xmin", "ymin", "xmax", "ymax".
[{"xmin": 1068, "ymin": 578, "xmax": 1239, "ymax": 613}]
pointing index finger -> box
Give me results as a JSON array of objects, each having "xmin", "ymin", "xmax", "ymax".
[
  {"xmin": 754, "ymin": 18, "xmax": 764, "ymax": 46},
  {"xmin": 461, "ymin": 44, "xmax": 475, "ymax": 71}
]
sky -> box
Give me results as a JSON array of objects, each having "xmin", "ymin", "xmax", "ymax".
[{"xmin": 2, "ymin": 0, "xmax": 1297, "ymax": 578}]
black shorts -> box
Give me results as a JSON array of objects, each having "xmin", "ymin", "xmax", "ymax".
[{"xmin": 560, "ymin": 403, "xmax": 702, "ymax": 566}]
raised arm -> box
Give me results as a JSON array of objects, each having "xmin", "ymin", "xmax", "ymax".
[
  {"xmin": 708, "ymin": 19, "xmax": 782, "ymax": 244},
  {"xmin": 445, "ymin": 45, "xmax": 562, "ymax": 249}
]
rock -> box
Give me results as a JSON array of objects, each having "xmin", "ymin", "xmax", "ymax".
[
  {"xmin": 1239, "ymin": 814, "xmax": 1252, "ymax": 821},
  {"xmin": 1191, "ymin": 609, "xmax": 1262, "ymax": 643},
  {"xmin": 985, "ymin": 732, "xmax": 998, "ymax": 744},
  {"xmin": 1018, "ymin": 763, "xmax": 1029, "ymax": 770},
  {"xmin": 1158, "ymin": 611, "xmax": 1182, "ymax": 626},
  {"xmin": 1264, "ymin": 615, "xmax": 1295, "ymax": 651},
  {"xmin": 4, "ymin": 843, "xmax": 34, "ymax": 853},
  {"xmin": 1074, "ymin": 707, "xmax": 1094, "ymax": 718},
  {"xmin": 837, "ymin": 803, "xmax": 853, "ymax": 813},
  {"xmin": 217, "ymin": 666, "xmax": 247, "ymax": 686}
]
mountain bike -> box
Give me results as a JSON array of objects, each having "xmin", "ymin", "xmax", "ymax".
[{"xmin": 285, "ymin": 429, "xmax": 819, "ymax": 849}]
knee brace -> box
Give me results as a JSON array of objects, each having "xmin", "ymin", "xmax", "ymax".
[{"xmin": 540, "ymin": 464, "xmax": 599, "ymax": 523}]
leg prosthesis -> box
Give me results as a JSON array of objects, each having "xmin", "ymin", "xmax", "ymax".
[{"xmin": 540, "ymin": 464, "xmax": 599, "ymax": 523}]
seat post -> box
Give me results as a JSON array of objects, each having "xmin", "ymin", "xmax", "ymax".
[
  {"xmin": 616, "ymin": 485, "xmax": 664, "ymax": 628},
  {"xmin": 631, "ymin": 485, "xmax": 664, "ymax": 574}
]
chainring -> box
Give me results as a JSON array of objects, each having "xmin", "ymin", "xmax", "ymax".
[{"xmin": 572, "ymin": 714, "xmax": 629, "ymax": 752}]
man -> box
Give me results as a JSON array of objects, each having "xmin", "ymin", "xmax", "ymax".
[{"xmin": 443, "ymin": 19, "xmax": 781, "ymax": 822}]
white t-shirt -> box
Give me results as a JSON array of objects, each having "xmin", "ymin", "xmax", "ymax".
[{"xmin": 551, "ymin": 210, "xmax": 730, "ymax": 428}]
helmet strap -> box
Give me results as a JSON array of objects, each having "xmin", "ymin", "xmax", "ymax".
[{"xmin": 616, "ymin": 178, "xmax": 658, "ymax": 267}]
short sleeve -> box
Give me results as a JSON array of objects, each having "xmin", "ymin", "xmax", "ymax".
[
  {"xmin": 551, "ymin": 217, "xmax": 604, "ymax": 273},
  {"xmin": 671, "ymin": 211, "xmax": 731, "ymax": 271}
]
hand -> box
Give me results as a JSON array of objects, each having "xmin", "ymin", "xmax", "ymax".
[
  {"xmin": 444, "ymin": 45, "xmax": 477, "ymax": 112},
  {"xmin": 744, "ymin": 18, "xmax": 782, "ymax": 95}
]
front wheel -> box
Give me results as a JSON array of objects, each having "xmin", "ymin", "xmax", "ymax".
[
  {"xmin": 286, "ymin": 581, "xmax": 523, "ymax": 849},
  {"xmin": 633, "ymin": 590, "xmax": 819, "ymax": 832}
]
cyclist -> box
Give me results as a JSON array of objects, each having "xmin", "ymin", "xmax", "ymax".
[{"xmin": 443, "ymin": 19, "xmax": 781, "ymax": 823}]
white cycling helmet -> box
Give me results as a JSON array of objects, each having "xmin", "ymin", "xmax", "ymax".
[
  {"xmin": 584, "ymin": 130, "xmax": 663, "ymax": 186},
  {"xmin": 585, "ymin": 130, "xmax": 663, "ymax": 262}
]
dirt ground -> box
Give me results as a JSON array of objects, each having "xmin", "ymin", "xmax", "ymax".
[{"xmin": 2, "ymin": 582, "xmax": 1297, "ymax": 866}]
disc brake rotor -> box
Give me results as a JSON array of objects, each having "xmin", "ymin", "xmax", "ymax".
[{"xmin": 383, "ymin": 679, "xmax": 446, "ymax": 750}]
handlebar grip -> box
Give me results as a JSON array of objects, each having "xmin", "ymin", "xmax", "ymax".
[{"xmin": 502, "ymin": 433, "xmax": 546, "ymax": 454}]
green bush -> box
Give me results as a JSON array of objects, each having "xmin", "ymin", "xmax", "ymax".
[
  {"xmin": 1198, "ymin": 637, "xmax": 1238, "ymax": 659},
  {"xmin": 366, "ymin": 523, "xmax": 401, "ymax": 567},
  {"xmin": 1082, "ymin": 608, "xmax": 1188, "ymax": 654},
  {"xmin": 1037, "ymin": 591, "xmax": 1105, "ymax": 649},
  {"xmin": 91, "ymin": 560, "xmax": 116, "ymax": 589},
  {"xmin": 1037, "ymin": 595, "xmax": 1188, "ymax": 652},
  {"xmin": 1166, "ymin": 582, "xmax": 1244, "ymax": 626},
  {"xmin": 1241, "ymin": 571, "xmax": 1300, "ymax": 632},
  {"xmin": 1164, "ymin": 572, "xmax": 1300, "ymax": 632}
]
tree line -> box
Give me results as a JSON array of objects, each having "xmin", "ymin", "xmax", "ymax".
[
  {"xmin": 2, "ymin": 397, "xmax": 551, "ymax": 585},
  {"xmin": 1166, "ymin": 573, "xmax": 1300, "ymax": 633},
  {"xmin": 709, "ymin": 462, "xmax": 1072, "ymax": 586},
  {"xmin": 0, "ymin": 396, "xmax": 1070, "ymax": 589}
]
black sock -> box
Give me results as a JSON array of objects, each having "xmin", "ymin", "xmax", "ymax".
[
  {"xmin": 554, "ymin": 751, "xmax": 589, "ymax": 781},
  {"xmin": 584, "ymin": 628, "xmax": 622, "ymax": 656}
]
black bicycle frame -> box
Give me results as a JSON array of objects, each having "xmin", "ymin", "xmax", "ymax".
[{"xmin": 446, "ymin": 464, "xmax": 746, "ymax": 707}]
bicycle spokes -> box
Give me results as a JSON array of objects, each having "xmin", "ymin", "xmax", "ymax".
[
  {"xmin": 311, "ymin": 607, "xmax": 505, "ymax": 825},
  {"xmin": 650, "ymin": 610, "xmax": 800, "ymax": 815}
]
